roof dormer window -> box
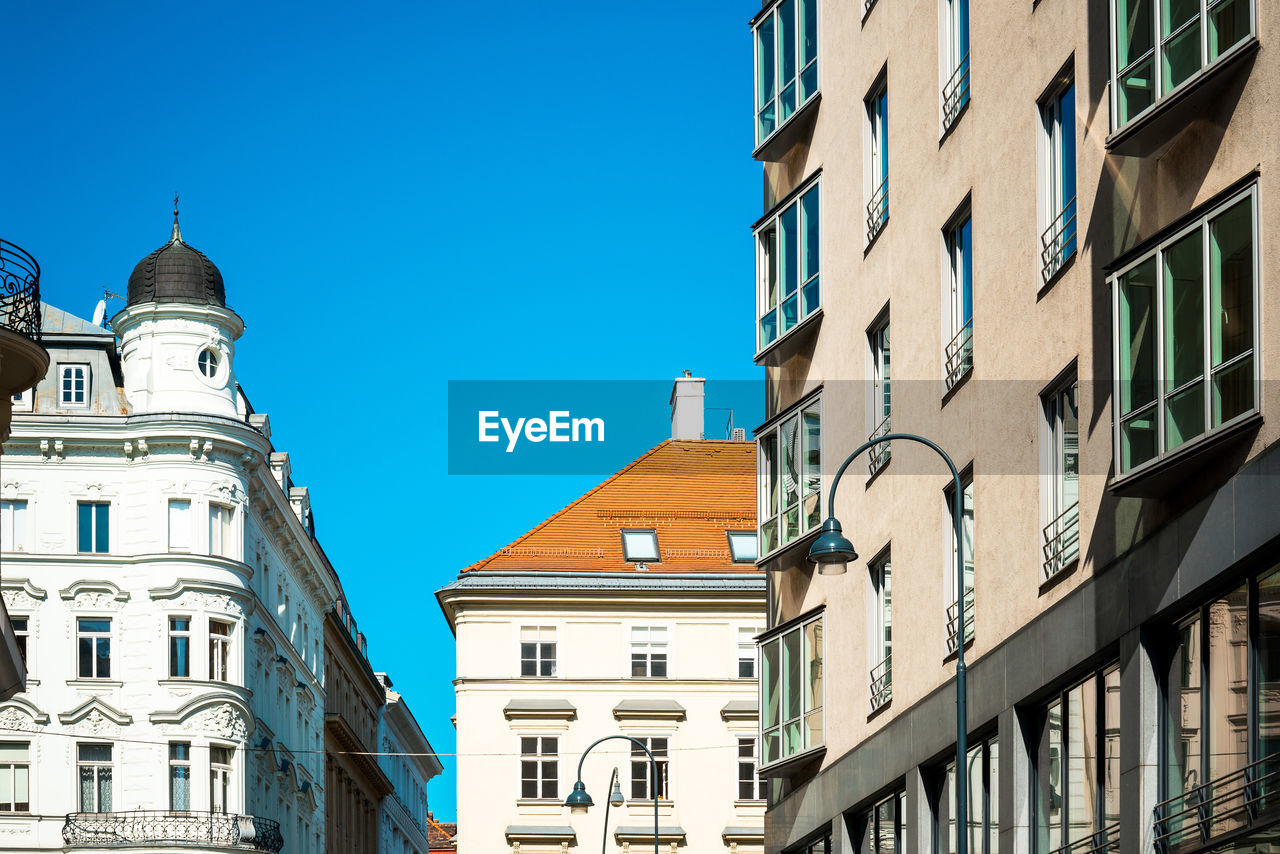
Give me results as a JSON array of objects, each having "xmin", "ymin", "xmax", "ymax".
[
  {"xmin": 621, "ymin": 529, "xmax": 660, "ymax": 563},
  {"xmin": 59, "ymin": 364, "xmax": 89, "ymax": 408}
]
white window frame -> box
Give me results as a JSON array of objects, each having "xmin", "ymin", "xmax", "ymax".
[
  {"xmin": 755, "ymin": 177, "xmax": 821, "ymax": 356},
  {"xmin": 752, "ymin": 0, "xmax": 820, "ymax": 148},
  {"xmin": 940, "ymin": 0, "xmax": 971, "ymax": 130},
  {"xmin": 520, "ymin": 626, "xmax": 557, "ymax": 678},
  {"xmin": 630, "ymin": 626, "xmax": 669, "ymax": 678},
  {"xmin": 868, "ymin": 550, "xmax": 892, "ymax": 711},
  {"xmin": 77, "ymin": 501, "xmax": 110, "ymax": 555},
  {"xmin": 209, "ymin": 503, "xmax": 233, "ymax": 558},
  {"xmin": 868, "ymin": 313, "xmax": 891, "ymax": 474},
  {"xmin": 1039, "ymin": 72, "xmax": 1078, "ymax": 282},
  {"xmin": 10, "ymin": 388, "xmax": 32, "ymax": 412},
  {"xmin": 168, "ymin": 742, "xmax": 191, "ymax": 811},
  {"xmin": 944, "ymin": 472, "xmax": 975, "ymax": 656},
  {"xmin": 759, "ymin": 610, "xmax": 824, "ymax": 768},
  {"xmin": 865, "ymin": 78, "xmax": 889, "ymax": 243},
  {"xmin": 1110, "ymin": 0, "xmax": 1256, "ymax": 132},
  {"xmin": 76, "ymin": 617, "xmax": 112, "ymax": 679},
  {"xmin": 737, "ymin": 736, "xmax": 769, "ymax": 801},
  {"xmin": 59, "ymin": 364, "xmax": 90, "ymax": 408},
  {"xmin": 1, "ymin": 500, "xmax": 29, "ymax": 553},
  {"xmin": 76, "ymin": 743, "xmax": 113, "ymax": 812},
  {"xmin": 727, "ymin": 531, "xmax": 759, "ymax": 564},
  {"xmin": 168, "ymin": 499, "xmax": 191, "ymax": 553},
  {"xmin": 519, "ymin": 735, "xmax": 559, "ymax": 800},
  {"xmin": 943, "ymin": 208, "xmax": 974, "ymax": 389},
  {"xmin": 1110, "ymin": 184, "xmax": 1260, "ymax": 477},
  {"xmin": 621, "ymin": 529, "xmax": 660, "ymax": 564},
  {"xmin": 209, "ymin": 620, "xmax": 232, "ymax": 683},
  {"xmin": 1041, "ymin": 371, "xmax": 1080, "ymax": 583},
  {"xmin": 757, "ymin": 394, "xmax": 823, "ymax": 559},
  {"xmin": 0, "ymin": 742, "xmax": 30, "ymax": 813},
  {"xmin": 210, "ymin": 745, "xmax": 233, "ymax": 813},
  {"xmin": 629, "ymin": 736, "xmax": 671, "ymax": 801}
]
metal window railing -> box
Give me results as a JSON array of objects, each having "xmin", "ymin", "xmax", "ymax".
[
  {"xmin": 1046, "ymin": 823, "xmax": 1120, "ymax": 854},
  {"xmin": 867, "ymin": 415, "xmax": 891, "ymax": 475},
  {"xmin": 869, "ymin": 651, "xmax": 892, "ymax": 711},
  {"xmin": 945, "ymin": 581, "xmax": 975, "ymax": 654},
  {"xmin": 1153, "ymin": 751, "xmax": 1280, "ymax": 853},
  {"xmin": 942, "ymin": 53, "xmax": 971, "ymax": 130},
  {"xmin": 0, "ymin": 238, "xmax": 43, "ymax": 342},
  {"xmin": 866, "ymin": 178, "xmax": 889, "ymax": 243},
  {"xmin": 1042, "ymin": 501, "xmax": 1080, "ymax": 582},
  {"xmin": 1041, "ymin": 197, "xmax": 1078, "ymax": 281},
  {"xmin": 62, "ymin": 811, "xmax": 284, "ymax": 852},
  {"xmin": 944, "ymin": 319, "xmax": 973, "ymax": 389}
]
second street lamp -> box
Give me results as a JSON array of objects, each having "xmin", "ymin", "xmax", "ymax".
[{"xmin": 807, "ymin": 431, "xmax": 971, "ymax": 854}]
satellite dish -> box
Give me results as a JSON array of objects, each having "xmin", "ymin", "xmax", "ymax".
[{"xmin": 91, "ymin": 299, "xmax": 106, "ymax": 327}]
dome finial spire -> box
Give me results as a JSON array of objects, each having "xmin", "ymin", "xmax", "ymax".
[{"xmin": 171, "ymin": 192, "xmax": 182, "ymax": 243}]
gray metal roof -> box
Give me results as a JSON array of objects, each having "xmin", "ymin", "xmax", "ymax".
[
  {"xmin": 442, "ymin": 573, "xmax": 765, "ymax": 593},
  {"xmin": 721, "ymin": 699, "xmax": 758, "ymax": 714},
  {"xmin": 126, "ymin": 213, "xmax": 226, "ymax": 308},
  {"xmin": 615, "ymin": 826, "xmax": 686, "ymax": 838},
  {"xmin": 722, "ymin": 826, "xmax": 765, "ymax": 838},
  {"xmin": 613, "ymin": 699, "xmax": 686, "ymax": 713},
  {"xmin": 504, "ymin": 699, "xmax": 576, "ymax": 712},
  {"xmin": 40, "ymin": 303, "xmax": 112, "ymax": 337},
  {"xmin": 505, "ymin": 826, "xmax": 575, "ymax": 838}
]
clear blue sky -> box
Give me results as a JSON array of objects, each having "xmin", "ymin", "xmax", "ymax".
[{"xmin": 1, "ymin": 1, "xmax": 762, "ymax": 820}]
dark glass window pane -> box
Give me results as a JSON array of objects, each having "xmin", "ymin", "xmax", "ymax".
[
  {"xmin": 96, "ymin": 639, "xmax": 110, "ymax": 679},
  {"xmin": 631, "ymin": 654, "xmax": 647, "ymax": 677},
  {"xmin": 78, "ymin": 504, "xmax": 92, "ymax": 553},
  {"xmin": 94, "ymin": 504, "xmax": 109, "ymax": 553},
  {"xmin": 170, "ymin": 637, "xmax": 189, "ymax": 677},
  {"xmin": 651, "ymin": 655, "xmax": 667, "ymax": 678},
  {"xmin": 78, "ymin": 638, "xmax": 93, "ymax": 678}
]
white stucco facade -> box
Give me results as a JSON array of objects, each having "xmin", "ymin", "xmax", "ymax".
[{"xmin": 375, "ymin": 674, "xmax": 441, "ymax": 854}]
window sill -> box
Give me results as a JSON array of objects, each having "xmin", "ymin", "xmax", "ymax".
[
  {"xmin": 868, "ymin": 697, "xmax": 892, "ymax": 719},
  {"xmin": 754, "ymin": 308, "xmax": 823, "ymax": 368},
  {"xmin": 943, "ymin": 634, "xmax": 974, "ymax": 663},
  {"xmin": 757, "ymin": 526, "xmax": 822, "ymax": 572},
  {"xmin": 1039, "ymin": 557, "xmax": 1079, "ymax": 594},
  {"xmin": 1107, "ymin": 36, "xmax": 1259, "ymax": 156},
  {"xmin": 515, "ymin": 798, "xmax": 564, "ymax": 807},
  {"xmin": 1109, "ymin": 410, "xmax": 1262, "ymax": 497},
  {"xmin": 66, "ymin": 679, "xmax": 123, "ymax": 688},
  {"xmin": 1038, "ymin": 249, "xmax": 1078, "ymax": 298},
  {"xmin": 941, "ymin": 364, "xmax": 974, "ymax": 406},
  {"xmin": 753, "ymin": 93, "xmax": 822, "ymax": 163},
  {"xmin": 758, "ymin": 744, "xmax": 826, "ymax": 778}
]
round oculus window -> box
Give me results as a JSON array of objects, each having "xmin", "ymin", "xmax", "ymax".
[{"xmin": 198, "ymin": 348, "xmax": 220, "ymax": 378}]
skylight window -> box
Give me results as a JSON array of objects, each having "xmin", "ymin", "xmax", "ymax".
[
  {"xmin": 727, "ymin": 531, "xmax": 759, "ymax": 563},
  {"xmin": 621, "ymin": 529, "xmax": 660, "ymax": 563}
]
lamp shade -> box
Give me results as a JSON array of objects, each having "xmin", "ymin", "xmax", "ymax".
[
  {"xmin": 565, "ymin": 781, "xmax": 594, "ymax": 813},
  {"xmin": 609, "ymin": 771, "xmax": 626, "ymax": 807},
  {"xmin": 808, "ymin": 517, "xmax": 857, "ymax": 574}
]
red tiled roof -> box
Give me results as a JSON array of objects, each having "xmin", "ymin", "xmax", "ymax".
[
  {"xmin": 463, "ymin": 440, "xmax": 756, "ymax": 573},
  {"xmin": 427, "ymin": 820, "xmax": 457, "ymax": 851}
]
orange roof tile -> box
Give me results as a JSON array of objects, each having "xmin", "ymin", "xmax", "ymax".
[{"xmin": 463, "ymin": 440, "xmax": 756, "ymax": 574}]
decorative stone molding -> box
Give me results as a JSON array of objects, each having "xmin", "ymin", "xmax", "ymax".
[
  {"xmin": 149, "ymin": 579, "xmax": 250, "ymax": 618},
  {"xmin": 39, "ymin": 439, "xmax": 64, "ymax": 462},
  {"xmin": 150, "ymin": 695, "xmax": 253, "ymax": 742},
  {"xmin": 59, "ymin": 580, "xmax": 130, "ymax": 610},
  {"xmin": 59, "ymin": 697, "xmax": 133, "ymax": 736},
  {"xmin": 1, "ymin": 579, "xmax": 48, "ymax": 612},
  {"xmin": 0, "ymin": 698, "xmax": 50, "ymax": 729}
]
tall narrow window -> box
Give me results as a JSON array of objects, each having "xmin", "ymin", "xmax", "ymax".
[
  {"xmin": 756, "ymin": 181, "xmax": 821, "ymax": 353},
  {"xmin": 737, "ymin": 737, "xmax": 769, "ymax": 800},
  {"xmin": 738, "ymin": 626, "xmax": 762, "ymax": 678},
  {"xmin": 945, "ymin": 473, "xmax": 975, "ymax": 654},
  {"xmin": 1113, "ymin": 187, "xmax": 1257, "ymax": 474},
  {"xmin": 1041, "ymin": 78, "xmax": 1077, "ymax": 281},
  {"xmin": 0, "ymin": 500, "xmax": 28, "ymax": 552},
  {"xmin": 210, "ymin": 504, "xmax": 232, "ymax": 557},
  {"xmin": 630, "ymin": 626, "xmax": 669, "ymax": 678},
  {"xmin": 520, "ymin": 626, "xmax": 557, "ymax": 677},
  {"xmin": 209, "ymin": 620, "xmax": 232, "ymax": 683},
  {"xmin": 760, "ymin": 612, "xmax": 824, "ymax": 766},
  {"xmin": 210, "ymin": 746, "xmax": 232, "ymax": 813},
  {"xmin": 169, "ymin": 618, "xmax": 191, "ymax": 678},
  {"xmin": 0, "ymin": 744, "xmax": 30, "ymax": 812},
  {"xmin": 520, "ymin": 736, "xmax": 559, "ymax": 799},
  {"xmin": 77, "ymin": 502, "xmax": 109, "ymax": 554},
  {"xmin": 630, "ymin": 737, "xmax": 670, "ymax": 800},
  {"xmin": 869, "ymin": 553, "xmax": 892, "ymax": 711},
  {"xmin": 866, "ymin": 83, "xmax": 890, "ymax": 242},
  {"xmin": 867, "ymin": 791, "xmax": 906, "ymax": 854},
  {"xmin": 941, "ymin": 0, "xmax": 971, "ymax": 129},
  {"xmin": 168, "ymin": 500, "xmax": 190, "ymax": 552},
  {"xmin": 77, "ymin": 744, "xmax": 112, "ymax": 812},
  {"xmin": 936, "ymin": 736, "xmax": 999, "ymax": 854},
  {"xmin": 1042, "ymin": 377, "xmax": 1080, "ymax": 581},
  {"xmin": 169, "ymin": 743, "xmax": 191, "ymax": 811},
  {"xmin": 758, "ymin": 396, "xmax": 822, "ymax": 557},
  {"xmin": 10, "ymin": 619, "xmax": 27, "ymax": 673},
  {"xmin": 868, "ymin": 318, "xmax": 891, "ymax": 474},
  {"xmin": 753, "ymin": 0, "xmax": 819, "ymax": 146},
  {"xmin": 945, "ymin": 213, "xmax": 974, "ymax": 388},
  {"xmin": 59, "ymin": 364, "xmax": 89, "ymax": 407},
  {"xmin": 77, "ymin": 618, "xmax": 111, "ymax": 679}
]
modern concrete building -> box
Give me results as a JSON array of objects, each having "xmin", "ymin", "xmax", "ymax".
[
  {"xmin": 749, "ymin": 3, "xmax": 1277, "ymax": 854},
  {"xmin": 375, "ymin": 672, "xmax": 443, "ymax": 854},
  {"xmin": 438, "ymin": 378, "xmax": 768, "ymax": 854}
]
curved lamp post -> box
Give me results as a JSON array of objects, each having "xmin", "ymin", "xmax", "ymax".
[
  {"xmin": 807, "ymin": 432, "xmax": 970, "ymax": 854},
  {"xmin": 598, "ymin": 767, "xmax": 626, "ymax": 854},
  {"xmin": 566, "ymin": 735, "xmax": 660, "ymax": 854}
]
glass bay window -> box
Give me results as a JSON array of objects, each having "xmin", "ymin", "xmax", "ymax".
[
  {"xmin": 754, "ymin": 0, "xmax": 818, "ymax": 146},
  {"xmin": 757, "ymin": 396, "xmax": 821, "ymax": 557},
  {"xmin": 757, "ymin": 182, "xmax": 820, "ymax": 353},
  {"xmin": 760, "ymin": 612, "xmax": 823, "ymax": 766}
]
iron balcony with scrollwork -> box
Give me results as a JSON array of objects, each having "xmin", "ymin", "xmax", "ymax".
[
  {"xmin": 62, "ymin": 810, "xmax": 284, "ymax": 852},
  {"xmin": 0, "ymin": 238, "xmax": 43, "ymax": 343}
]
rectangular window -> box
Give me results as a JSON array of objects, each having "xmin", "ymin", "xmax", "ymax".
[
  {"xmin": 756, "ymin": 181, "xmax": 820, "ymax": 353},
  {"xmin": 77, "ymin": 618, "xmax": 111, "ymax": 679},
  {"xmin": 869, "ymin": 318, "xmax": 891, "ymax": 474},
  {"xmin": 169, "ymin": 618, "xmax": 191, "ymax": 678},
  {"xmin": 945, "ymin": 213, "xmax": 974, "ymax": 388},
  {"xmin": 869, "ymin": 553, "xmax": 892, "ymax": 711},
  {"xmin": 1042, "ymin": 376, "xmax": 1080, "ymax": 582},
  {"xmin": 936, "ymin": 736, "xmax": 999, "ymax": 854},
  {"xmin": 760, "ymin": 611, "xmax": 824, "ymax": 766},
  {"xmin": 0, "ymin": 744, "xmax": 30, "ymax": 812},
  {"xmin": 11, "ymin": 389, "xmax": 32, "ymax": 412},
  {"xmin": 77, "ymin": 502, "xmax": 109, "ymax": 554},
  {"xmin": 739, "ymin": 626, "xmax": 762, "ymax": 678},
  {"xmin": 1, "ymin": 500, "xmax": 28, "ymax": 552},
  {"xmin": 753, "ymin": 0, "xmax": 819, "ymax": 146},
  {"xmin": 728, "ymin": 531, "xmax": 759, "ymax": 564},
  {"xmin": 77, "ymin": 744, "xmax": 112, "ymax": 812},
  {"xmin": 520, "ymin": 736, "xmax": 559, "ymax": 799},
  {"xmin": 209, "ymin": 620, "xmax": 232, "ymax": 683},
  {"xmin": 1035, "ymin": 666, "xmax": 1121, "ymax": 854},
  {"xmin": 866, "ymin": 83, "xmax": 890, "ymax": 242},
  {"xmin": 1114, "ymin": 187, "xmax": 1257, "ymax": 475},
  {"xmin": 1112, "ymin": 0, "xmax": 1254, "ymax": 128},
  {"xmin": 60, "ymin": 364, "xmax": 89, "ymax": 407},
  {"xmin": 630, "ymin": 737, "xmax": 670, "ymax": 800},
  {"xmin": 168, "ymin": 500, "xmax": 190, "ymax": 552},
  {"xmin": 945, "ymin": 473, "xmax": 975, "ymax": 655},
  {"xmin": 621, "ymin": 529, "xmax": 660, "ymax": 563},
  {"xmin": 758, "ymin": 395, "xmax": 822, "ymax": 557},
  {"xmin": 520, "ymin": 626, "xmax": 557, "ymax": 677},
  {"xmin": 1040, "ymin": 78, "xmax": 1077, "ymax": 281},
  {"xmin": 941, "ymin": 0, "xmax": 971, "ymax": 129},
  {"xmin": 631, "ymin": 626, "xmax": 669, "ymax": 678},
  {"xmin": 169, "ymin": 743, "xmax": 191, "ymax": 811},
  {"xmin": 867, "ymin": 791, "xmax": 906, "ymax": 854},
  {"xmin": 210, "ymin": 746, "xmax": 232, "ymax": 813},
  {"xmin": 738, "ymin": 737, "xmax": 769, "ymax": 800},
  {"xmin": 210, "ymin": 504, "xmax": 232, "ymax": 557},
  {"xmin": 11, "ymin": 618, "xmax": 27, "ymax": 673}
]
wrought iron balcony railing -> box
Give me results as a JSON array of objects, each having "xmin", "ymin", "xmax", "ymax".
[
  {"xmin": 1154, "ymin": 752, "xmax": 1280, "ymax": 853},
  {"xmin": 944, "ymin": 319, "xmax": 973, "ymax": 389},
  {"xmin": 1042, "ymin": 501, "xmax": 1080, "ymax": 582},
  {"xmin": 63, "ymin": 810, "xmax": 284, "ymax": 852},
  {"xmin": 1041, "ymin": 197, "xmax": 1078, "ymax": 282},
  {"xmin": 945, "ymin": 582, "xmax": 975, "ymax": 655},
  {"xmin": 867, "ymin": 415, "xmax": 891, "ymax": 475},
  {"xmin": 866, "ymin": 178, "xmax": 889, "ymax": 243},
  {"xmin": 1046, "ymin": 822, "xmax": 1119, "ymax": 854},
  {"xmin": 0, "ymin": 238, "xmax": 43, "ymax": 342},
  {"xmin": 869, "ymin": 651, "xmax": 892, "ymax": 711},
  {"xmin": 942, "ymin": 53, "xmax": 971, "ymax": 131}
]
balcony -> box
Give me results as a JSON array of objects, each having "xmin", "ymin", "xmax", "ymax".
[
  {"xmin": 869, "ymin": 652, "xmax": 891, "ymax": 712},
  {"xmin": 942, "ymin": 53, "xmax": 971, "ymax": 132},
  {"xmin": 866, "ymin": 179, "xmax": 889, "ymax": 245},
  {"xmin": 944, "ymin": 320, "xmax": 973, "ymax": 391},
  {"xmin": 1047, "ymin": 823, "xmax": 1119, "ymax": 854},
  {"xmin": 1042, "ymin": 502, "xmax": 1080, "ymax": 583},
  {"xmin": 867, "ymin": 415, "xmax": 891, "ymax": 476},
  {"xmin": 63, "ymin": 811, "xmax": 284, "ymax": 852},
  {"xmin": 0, "ymin": 238, "xmax": 43, "ymax": 342},
  {"xmin": 945, "ymin": 583, "xmax": 974, "ymax": 655},
  {"xmin": 1041, "ymin": 198, "xmax": 1078, "ymax": 283},
  {"xmin": 1154, "ymin": 752, "xmax": 1280, "ymax": 853}
]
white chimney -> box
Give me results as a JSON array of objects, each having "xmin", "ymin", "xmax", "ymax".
[{"xmin": 670, "ymin": 370, "xmax": 705, "ymax": 441}]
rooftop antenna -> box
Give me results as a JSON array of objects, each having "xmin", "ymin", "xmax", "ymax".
[{"xmin": 170, "ymin": 192, "xmax": 182, "ymax": 243}]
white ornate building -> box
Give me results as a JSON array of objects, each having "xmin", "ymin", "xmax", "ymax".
[
  {"xmin": 0, "ymin": 212, "xmax": 342, "ymax": 852},
  {"xmin": 375, "ymin": 673, "xmax": 441, "ymax": 854}
]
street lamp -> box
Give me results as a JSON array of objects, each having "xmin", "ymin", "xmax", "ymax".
[
  {"xmin": 565, "ymin": 735, "xmax": 660, "ymax": 854},
  {"xmin": 807, "ymin": 431, "xmax": 970, "ymax": 854}
]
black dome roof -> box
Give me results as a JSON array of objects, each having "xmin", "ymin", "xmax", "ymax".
[{"xmin": 126, "ymin": 213, "xmax": 225, "ymax": 308}]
